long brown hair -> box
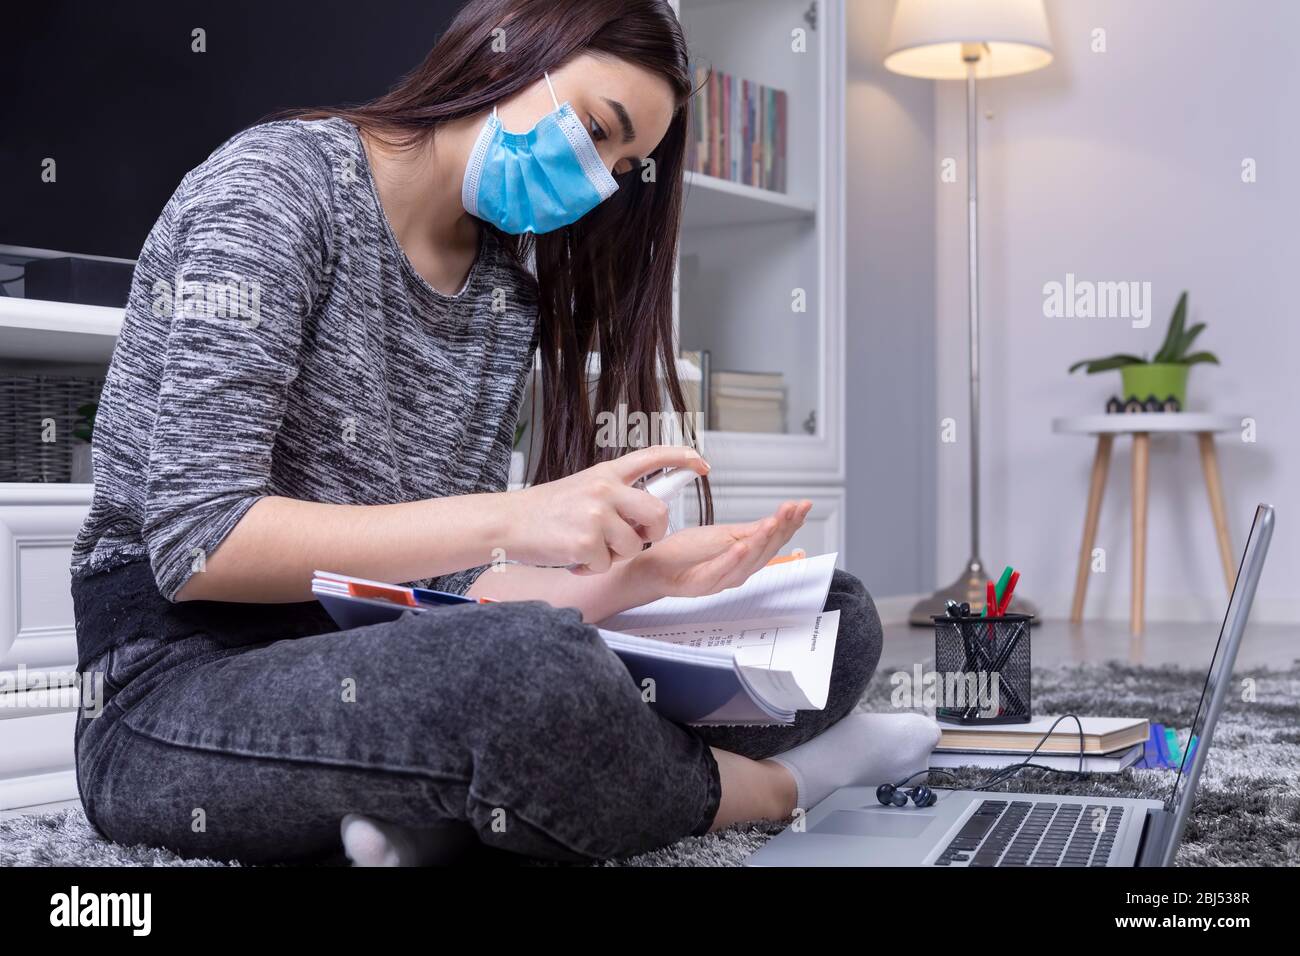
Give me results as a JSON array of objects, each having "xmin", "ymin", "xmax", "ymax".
[{"xmin": 288, "ymin": 0, "xmax": 710, "ymax": 519}]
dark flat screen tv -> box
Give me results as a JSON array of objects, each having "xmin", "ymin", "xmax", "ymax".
[{"xmin": 0, "ymin": 0, "xmax": 463, "ymax": 263}]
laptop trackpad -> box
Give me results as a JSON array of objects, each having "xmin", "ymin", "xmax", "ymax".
[{"xmin": 811, "ymin": 809, "xmax": 939, "ymax": 839}]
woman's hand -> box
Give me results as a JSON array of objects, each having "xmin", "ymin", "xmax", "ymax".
[
  {"xmin": 626, "ymin": 500, "xmax": 812, "ymax": 600},
  {"xmin": 501, "ymin": 445, "xmax": 710, "ymax": 573}
]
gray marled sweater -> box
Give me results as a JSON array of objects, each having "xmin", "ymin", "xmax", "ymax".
[{"xmin": 71, "ymin": 118, "xmax": 539, "ymax": 601}]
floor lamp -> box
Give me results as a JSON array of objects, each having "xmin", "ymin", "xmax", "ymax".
[{"xmin": 883, "ymin": 0, "xmax": 1054, "ymax": 625}]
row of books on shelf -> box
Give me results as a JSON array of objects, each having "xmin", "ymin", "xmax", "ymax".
[{"xmin": 686, "ymin": 65, "xmax": 788, "ymax": 194}]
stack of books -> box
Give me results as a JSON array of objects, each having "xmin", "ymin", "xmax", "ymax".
[
  {"xmin": 687, "ymin": 65, "xmax": 788, "ymax": 193},
  {"xmin": 709, "ymin": 369, "xmax": 787, "ymax": 433},
  {"xmin": 929, "ymin": 716, "xmax": 1150, "ymax": 773}
]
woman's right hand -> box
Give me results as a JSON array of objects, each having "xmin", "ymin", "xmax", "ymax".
[{"xmin": 501, "ymin": 445, "xmax": 710, "ymax": 573}]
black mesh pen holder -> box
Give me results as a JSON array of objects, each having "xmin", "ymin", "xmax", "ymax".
[{"xmin": 932, "ymin": 613, "xmax": 1032, "ymax": 725}]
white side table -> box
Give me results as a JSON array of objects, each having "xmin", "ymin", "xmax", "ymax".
[{"xmin": 1052, "ymin": 413, "xmax": 1242, "ymax": 635}]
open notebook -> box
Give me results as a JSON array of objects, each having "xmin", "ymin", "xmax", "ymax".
[{"xmin": 311, "ymin": 552, "xmax": 840, "ymax": 726}]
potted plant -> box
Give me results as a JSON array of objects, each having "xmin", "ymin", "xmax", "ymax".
[
  {"xmin": 509, "ymin": 422, "xmax": 527, "ymax": 486},
  {"xmin": 71, "ymin": 401, "xmax": 97, "ymax": 483},
  {"xmin": 1068, "ymin": 291, "xmax": 1219, "ymax": 408}
]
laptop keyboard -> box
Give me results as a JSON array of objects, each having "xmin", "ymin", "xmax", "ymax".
[{"xmin": 932, "ymin": 800, "xmax": 1125, "ymax": 867}]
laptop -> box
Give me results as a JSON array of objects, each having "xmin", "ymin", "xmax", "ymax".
[{"xmin": 747, "ymin": 503, "xmax": 1275, "ymax": 868}]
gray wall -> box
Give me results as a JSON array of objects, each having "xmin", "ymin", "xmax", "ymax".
[
  {"xmin": 932, "ymin": 0, "xmax": 1298, "ymax": 622},
  {"xmin": 844, "ymin": 0, "xmax": 937, "ymax": 597}
]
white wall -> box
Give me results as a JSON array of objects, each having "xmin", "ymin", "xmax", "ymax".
[
  {"xmin": 845, "ymin": 0, "xmax": 938, "ymax": 598},
  {"xmin": 933, "ymin": 0, "xmax": 1299, "ymax": 622}
]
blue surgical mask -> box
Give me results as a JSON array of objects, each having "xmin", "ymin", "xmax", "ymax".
[{"xmin": 462, "ymin": 72, "xmax": 619, "ymax": 235}]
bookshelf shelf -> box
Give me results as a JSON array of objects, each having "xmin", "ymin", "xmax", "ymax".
[
  {"xmin": 0, "ymin": 482, "xmax": 95, "ymax": 504},
  {"xmin": 0, "ymin": 296, "xmax": 122, "ymax": 363},
  {"xmin": 682, "ymin": 172, "xmax": 816, "ymax": 229}
]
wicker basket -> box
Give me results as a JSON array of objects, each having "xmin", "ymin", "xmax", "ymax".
[{"xmin": 0, "ymin": 376, "xmax": 103, "ymax": 483}]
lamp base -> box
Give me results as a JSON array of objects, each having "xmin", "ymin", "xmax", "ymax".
[{"xmin": 907, "ymin": 558, "xmax": 1039, "ymax": 626}]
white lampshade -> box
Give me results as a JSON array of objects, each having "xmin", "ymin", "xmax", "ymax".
[{"xmin": 884, "ymin": 0, "xmax": 1053, "ymax": 80}]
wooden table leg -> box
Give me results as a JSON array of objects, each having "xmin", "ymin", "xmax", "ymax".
[
  {"xmin": 1197, "ymin": 432, "xmax": 1237, "ymax": 593},
  {"xmin": 1131, "ymin": 433, "xmax": 1150, "ymax": 636},
  {"xmin": 1071, "ymin": 434, "xmax": 1114, "ymax": 623}
]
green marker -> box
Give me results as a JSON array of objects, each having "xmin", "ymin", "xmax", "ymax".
[{"xmin": 983, "ymin": 565, "xmax": 1014, "ymax": 617}]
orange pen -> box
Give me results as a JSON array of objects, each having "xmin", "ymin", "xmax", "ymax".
[{"xmin": 766, "ymin": 549, "xmax": 807, "ymax": 567}]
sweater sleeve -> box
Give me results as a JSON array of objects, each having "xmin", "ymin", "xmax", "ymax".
[{"xmin": 140, "ymin": 125, "xmax": 334, "ymax": 600}]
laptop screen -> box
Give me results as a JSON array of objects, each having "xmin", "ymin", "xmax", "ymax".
[{"xmin": 1166, "ymin": 506, "xmax": 1272, "ymax": 820}]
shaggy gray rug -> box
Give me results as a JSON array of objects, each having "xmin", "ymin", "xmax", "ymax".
[{"xmin": 5, "ymin": 662, "xmax": 1299, "ymax": 867}]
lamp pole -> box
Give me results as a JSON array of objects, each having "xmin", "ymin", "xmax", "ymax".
[
  {"xmin": 964, "ymin": 50, "xmax": 985, "ymax": 594},
  {"xmin": 907, "ymin": 46, "xmax": 1037, "ymax": 625}
]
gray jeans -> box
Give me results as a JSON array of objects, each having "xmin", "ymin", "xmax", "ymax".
[{"xmin": 73, "ymin": 562, "xmax": 881, "ymax": 863}]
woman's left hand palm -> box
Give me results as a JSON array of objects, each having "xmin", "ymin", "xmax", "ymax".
[{"xmin": 631, "ymin": 500, "xmax": 812, "ymax": 599}]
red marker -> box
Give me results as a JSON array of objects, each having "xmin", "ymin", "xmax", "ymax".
[{"xmin": 997, "ymin": 571, "xmax": 1021, "ymax": 616}]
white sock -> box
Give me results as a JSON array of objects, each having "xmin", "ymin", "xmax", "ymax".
[
  {"xmin": 767, "ymin": 712, "xmax": 942, "ymax": 812},
  {"xmin": 340, "ymin": 814, "xmax": 474, "ymax": 867}
]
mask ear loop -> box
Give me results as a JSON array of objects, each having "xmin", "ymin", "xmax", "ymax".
[{"xmin": 490, "ymin": 73, "xmax": 559, "ymax": 121}]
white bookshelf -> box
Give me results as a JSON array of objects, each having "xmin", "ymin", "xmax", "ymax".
[
  {"xmin": 674, "ymin": 0, "xmax": 846, "ymax": 552},
  {"xmin": 0, "ymin": 296, "xmax": 110, "ymax": 809}
]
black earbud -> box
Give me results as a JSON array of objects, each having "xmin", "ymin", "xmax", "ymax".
[
  {"xmin": 876, "ymin": 783, "xmax": 909, "ymax": 807},
  {"xmin": 944, "ymin": 601, "xmax": 973, "ymax": 619},
  {"xmin": 876, "ymin": 781, "xmax": 937, "ymax": 809}
]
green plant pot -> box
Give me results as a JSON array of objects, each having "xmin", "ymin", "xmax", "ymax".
[{"xmin": 1120, "ymin": 363, "xmax": 1190, "ymax": 406}]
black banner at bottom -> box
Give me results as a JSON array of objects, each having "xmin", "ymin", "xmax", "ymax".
[{"xmin": 0, "ymin": 863, "xmax": 1292, "ymax": 940}]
